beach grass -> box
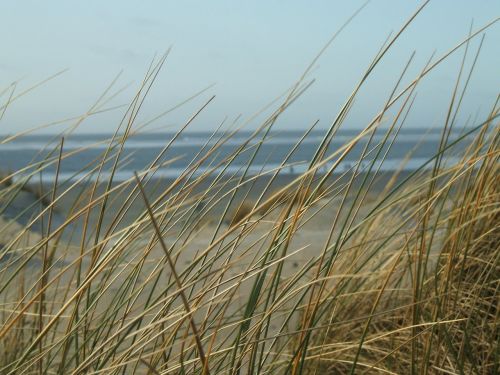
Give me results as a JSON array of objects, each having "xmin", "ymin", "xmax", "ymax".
[{"xmin": 0, "ymin": 7, "xmax": 499, "ymax": 374}]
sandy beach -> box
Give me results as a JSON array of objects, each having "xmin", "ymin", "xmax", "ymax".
[{"xmin": 1, "ymin": 169, "xmax": 397, "ymax": 335}]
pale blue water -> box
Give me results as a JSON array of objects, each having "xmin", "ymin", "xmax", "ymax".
[{"xmin": 0, "ymin": 129, "xmax": 472, "ymax": 183}]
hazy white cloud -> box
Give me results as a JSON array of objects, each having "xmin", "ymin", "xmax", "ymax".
[{"xmin": 87, "ymin": 44, "xmax": 142, "ymax": 63}]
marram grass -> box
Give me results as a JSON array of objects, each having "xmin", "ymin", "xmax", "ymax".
[{"xmin": 0, "ymin": 8, "xmax": 499, "ymax": 375}]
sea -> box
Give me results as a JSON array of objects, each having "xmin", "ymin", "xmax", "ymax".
[{"xmin": 0, "ymin": 128, "xmax": 473, "ymax": 183}]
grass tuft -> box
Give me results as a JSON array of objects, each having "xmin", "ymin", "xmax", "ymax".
[{"xmin": 0, "ymin": 8, "xmax": 498, "ymax": 374}]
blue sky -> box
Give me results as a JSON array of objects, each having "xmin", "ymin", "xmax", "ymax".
[{"xmin": 0, "ymin": 1, "xmax": 499, "ymax": 134}]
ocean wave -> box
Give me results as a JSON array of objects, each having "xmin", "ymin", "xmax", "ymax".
[
  {"xmin": 0, "ymin": 133, "xmax": 470, "ymax": 151},
  {"xmin": 14, "ymin": 156, "xmax": 461, "ymax": 183}
]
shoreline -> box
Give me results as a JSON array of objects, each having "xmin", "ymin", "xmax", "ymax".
[{"xmin": 1, "ymin": 169, "xmax": 415, "ymax": 235}]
